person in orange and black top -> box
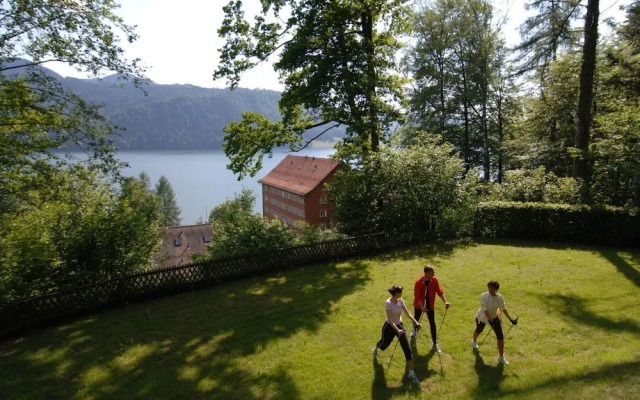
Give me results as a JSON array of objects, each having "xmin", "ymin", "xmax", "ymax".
[{"xmin": 412, "ymin": 265, "xmax": 450, "ymax": 353}]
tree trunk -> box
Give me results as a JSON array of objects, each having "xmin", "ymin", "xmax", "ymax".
[
  {"xmin": 362, "ymin": 9, "xmax": 380, "ymax": 152},
  {"xmin": 482, "ymin": 99, "xmax": 490, "ymax": 181},
  {"xmin": 439, "ymin": 53, "xmax": 446, "ymax": 135},
  {"xmin": 496, "ymin": 92, "xmax": 504, "ymax": 183},
  {"xmin": 460, "ymin": 62, "xmax": 471, "ymax": 175},
  {"xmin": 632, "ymin": 161, "xmax": 640, "ymax": 207},
  {"xmin": 573, "ymin": 0, "xmax": 599, "ymax": 202}
]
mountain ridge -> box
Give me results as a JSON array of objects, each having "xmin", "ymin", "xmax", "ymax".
[{"xmin": 1, "ymin": 59, "xmax": 346, "ymax": 150}]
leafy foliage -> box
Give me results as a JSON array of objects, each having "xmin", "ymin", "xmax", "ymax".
[
  {"xmin": 515, "ymin": 0, "xmax": 582, "ymax": 78},
  {"xmin": 0, "ymin": 0, "xmax": 146, "ymax": 212},
  {"xmin": 215, "ymin": 0, "xmax": 411, "ymax": 178},
  {"xmin": 0, "ymin": 168, "xmax": 162, "ymax": 304},
  {"xmin": 405, "ymin": 0, "xmax": 518, "ymax": 180},
  {"xmin": 330, "ymin": 134, "xmax": 464, "ymax": 236},
  {"xmin": 0, "ymin": 0, "xmax": 164, "ymax": 302},
  {"xmin": 202, "ymin": 189, "xmax": 295, "ymax": 259},
  {"xmin": 488, "ymin": 166, "xmax": 581, "ymax": 204},
  {"xmin": 292, "ymin": 221, "xmax": 346, "ymax": 244}
]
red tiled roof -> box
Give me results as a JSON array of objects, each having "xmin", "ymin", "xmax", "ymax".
[{"xmin": 258, "ymin": 155, "xmax": 339, "ymax": 196}]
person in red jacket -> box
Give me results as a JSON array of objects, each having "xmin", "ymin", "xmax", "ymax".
[{"xmin": 412, "ymin": 265, "xmax": 450, "ymax": 353}]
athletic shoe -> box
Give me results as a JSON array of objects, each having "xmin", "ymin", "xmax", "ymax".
[
  {"xmin": 497, "ymin": 356, "xmax": 510, "ymax": 365},
  {"xmin": 372, "ymin": 346, "xmax": 378, "ymax": 357},
  {"xmin": 407, "ymin": 370, "xmax": 420, "ymax": 385},
  {"xmin": 432, "ymin": 343, "xmax": 442, "ymax": 353},
  {"xmin": 472, "ymin": 340, "xmax": 479, "ymax": 349},
  {"xmin": 410, "ymin": 329, "xmax": 417, "ymax": 338}
]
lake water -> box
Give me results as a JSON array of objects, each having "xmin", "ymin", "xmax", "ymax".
[{"xmin": 116, "ymin": 148, "xmax": 335, "ymax": 225}]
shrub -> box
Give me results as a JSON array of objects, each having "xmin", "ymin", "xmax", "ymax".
[
  {"xmin": 489, "ymin": 166, "xmax": 581, "ymax": 204},
  {"xmin": 330, "ymin": 134, "xmax": 465, "ymax": 236},
  {"xmin": 0, "ymin": 169, "xmax": 162, "ymax": 304}
]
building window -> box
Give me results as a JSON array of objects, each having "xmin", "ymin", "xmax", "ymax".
[
  {"xmin": 320, "ymin": 210, "xmax": 327, "ymax": 217},
  {"xmin": 319, "ymin": 196, "xmax": 327, "ymax": 204}
]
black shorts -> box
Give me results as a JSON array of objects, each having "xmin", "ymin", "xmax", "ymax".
[{"xmin": 475, "ymin": 317, "xmax": 504, "ymax": 340}]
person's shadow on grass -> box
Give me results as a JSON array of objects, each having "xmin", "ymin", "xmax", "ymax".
[
  {"xmin": 472, "ymin": 349, "xmax": 505, "ymax": 398},
  {"xmin": 371, "ymin": 357, "xmax": 421, "ymax": 399},
  {"xmin": 411, "ymin": 335, "xmax": 438, "ymax": 378}
]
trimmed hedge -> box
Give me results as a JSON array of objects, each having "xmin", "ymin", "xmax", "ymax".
[{"xmin": 474, "ymin": 201, "xmax": 640, "ymax": 246}]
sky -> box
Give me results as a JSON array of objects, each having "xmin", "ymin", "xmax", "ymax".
[{"xmin": 47, "ymin": 0, "xmax": 633, "ymax": 91}]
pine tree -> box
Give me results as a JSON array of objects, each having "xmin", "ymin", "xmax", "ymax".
[
  {"xmin": 138, "ymin": 171, "xmax": 152, "ymax": 191},
  {"xmin": 155, "ymin": 176, "xmax": 181, "ymax": 227}
]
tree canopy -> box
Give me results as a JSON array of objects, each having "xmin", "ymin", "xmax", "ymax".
[
  {"xmin": 0, "ymin": 0, "xmax": 147, "ymax": 213},
  {"xmin": 214, "ymin": 0, "xmax": 411, "ymax": 178},
  {"xmin": 0, "ymin": 0, "xmax": 158, "ymax": 301}
]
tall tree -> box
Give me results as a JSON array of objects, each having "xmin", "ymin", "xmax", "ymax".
[
  {"xmin": 0, "ymin": 0, "xmax": 161, "ymax": 301},
  {"xmin": 0, "ymin": 0, "xmax": 146, "ymax": 215},
  {"xmin": 138, "ymin": 171, "xmax": 152, "ymax": 191},
  {"xmin": 515, "ymin": 0, "xmax": 581, "ymax": 144},
  {"xmin": 214, "ymin": 0, "xmax": 411, "ymax": 178},
  {"xmin": 490, "ymin": 39, "xmax": 520, "ymax": 183},
  {"xmin": 572, "ymin": 0, "xmax": 599, "ymax": 201},
  {"xmin": 589, "ymin": 1, "xmax": 640, "ymax": 206},
  {"xmin": 405, "ymin": 0, "xmax": 457, "ymax": 138},
  {"xmin": 155, "ymin": 176, "xmax": 182, "ymax": 227},
  {"xmin": 407, "ymin": 0, "xmax": 503, "ymax": 179},
  {"xmin": 619, "ymin": 0, "xmax": 640, "ymax": 53},
  {"xmin": 515, "ymin": 0, "xmax": 582, "ymax": 78},
  {"xmin": 506, "ymin": 53, "xmax": 581, "ymax": 177}
]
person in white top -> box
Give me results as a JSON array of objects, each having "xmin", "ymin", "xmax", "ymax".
[
  {"xmin": 372, "ymin": 285, "xmax": 422, "ymax": 385},
  {"xmin": 471, "ymin": 281, "xmax": 517, "ymax": 364}
]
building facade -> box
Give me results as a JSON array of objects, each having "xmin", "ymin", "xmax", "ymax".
[{"xmin": 258, "ymin": 155, "xmax": 339, "ymax": 229}]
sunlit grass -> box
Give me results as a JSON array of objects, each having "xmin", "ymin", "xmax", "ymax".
[{"xmin": 1, "ymin": 239, "xmax": 639, "ymax": 400}]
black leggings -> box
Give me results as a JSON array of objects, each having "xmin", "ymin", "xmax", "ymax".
[
  {"xmin": 475, "ymin": 317, "xmax": 504, "ymax": 340},
  {"xmin": 414, "ymin": 308, "xmax": 437, "ymax": 344},
  {"xmin": 377, "ymin": 321, "xmax": 413, "ymax": 361}
]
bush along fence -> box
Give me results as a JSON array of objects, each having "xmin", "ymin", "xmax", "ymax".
[
  {"xmin": 0, "ymin": 232, "xmax": 420, "ymax": 339},
  {"xmin": 474, "ymin": 201, "xmax": 640, "ymax": 246}
]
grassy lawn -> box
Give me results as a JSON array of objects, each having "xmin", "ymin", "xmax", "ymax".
[{"xmin": 1, "ymin": 239, "xmax": 639, "ymax": 400}]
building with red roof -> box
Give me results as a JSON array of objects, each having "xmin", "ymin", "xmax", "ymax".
[{"xmin": 258, "ymin": 155, "xmax": 340, "ymax": 229}]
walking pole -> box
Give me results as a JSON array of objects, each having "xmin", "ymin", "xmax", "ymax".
[
  {"xmin": 504, "ymin": 316, "xmax": 519, "ymax": 340},
  {"xmin": 386, "ymin": 338, "xmax": 400, "ymax": 374},
  {"xmin": 480, "ymin": 324, "xmax": 493, "ymax": 345},
  {"xmin": 436, "ymin": 307, "xmax": 449, "ymax": 343},
  {"xmin": 413, "ymin": 312, "xmax": 423, "ymax": 341}
]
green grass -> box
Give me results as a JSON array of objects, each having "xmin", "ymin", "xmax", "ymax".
[{"xmin": 1, "ymin": 239, "xmax": 639, "ymax": 400}]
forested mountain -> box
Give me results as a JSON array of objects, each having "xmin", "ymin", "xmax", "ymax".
[
  {"xmin": 63, "ymin": 76, "xmax": 315, "ymax": 150},
  {"xmin": 7, "ymin": 61, "xmax": 344, "ymax": 150},
  {"xmin": 66, "ymin": 78, "xmax": 285, "ymax": 149}
]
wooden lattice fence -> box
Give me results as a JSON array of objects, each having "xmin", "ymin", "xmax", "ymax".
[{"xmin": 0, "ymin": 233, "xmax": 408, "ymax": 339}]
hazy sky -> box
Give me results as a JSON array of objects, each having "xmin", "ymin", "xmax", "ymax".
[{"xmin": 47, "ymin": 0, "xmax": 632, "ymax": 91}]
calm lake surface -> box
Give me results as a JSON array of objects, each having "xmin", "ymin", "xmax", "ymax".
[{"xmin": 117, "ymin": 148, "xmax": 335, "ymax": 225}]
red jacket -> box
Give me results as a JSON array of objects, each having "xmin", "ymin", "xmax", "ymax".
[{"xmin": 413, "ymin": 275, "xmax": 443, "ymax": 310}]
